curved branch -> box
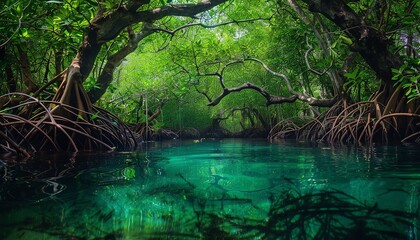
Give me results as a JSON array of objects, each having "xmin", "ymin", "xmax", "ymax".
[
  {"xmin": 32, "ymin": 70, "xmax": 67, "ymax": 98},
  {"xmin": 242, "ymin": 58, "xmax": 294, "ymax": 92},
  {"xmin": 301, "ymin": 0, "xmax": 401, "ymax": 82},
  {"xmin": 193, "ymin": 84, "xmax": 213, "ymax": 103},
  {"xmin": 152, "ymin": 16, "xmax": 272, "ymax": 51},
  {"xmin": 94, "ymin": 0, "xmax": 228, "ymax": 43},
  {"xmin": 305, "ymin": 46, "xmax": 331, "ymax": 76},
  {"xmin": 152, "ymin": 16, "xmax": 272, "ymax": 36},
  {"xmin": 204, "ymin": 57, "xmax": 337, "ymax": 107},
  {"xmin": 394, "ymin": 44, "xmax": 418, "ymax": 57},
  {"xmin": 0, "ymin": 1, "xmax": 31, "ymax": 47},
  {"xmin": 297, "ymin": 94, "xmax": 338, "ymax": 107},
  {"xmin": 208, "ymin": 82, "xmax": 298, "ymax": 106},
  {"xmin": 243, "ymin": 58, "xmax": 337, "ymax": 106},
  {"xmin": 88, "ymin": 23, "xmax": 154, "ymax": 103}
]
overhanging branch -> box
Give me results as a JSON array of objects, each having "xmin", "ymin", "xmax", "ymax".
[
  {"xmin": 208, "ymin": 82, "xmax": 298, "ymax": 106},
  {"xmin": 152, "ymin": 16, "xmax": 272, "ymax": 36},
  {"xmin": 88, "ymin": 23, "xmax": 155, "ymax": 103},
  {"xmin": 94, "ymin": 0, "xmax": 228, "ymax": 43},
  {"xmin": 201, "ymin": 57, "xmax": 337, "ymax": 107}
]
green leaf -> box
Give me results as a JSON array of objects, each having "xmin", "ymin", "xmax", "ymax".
[
  {"xmin": 391, "ymin": 68, "xmax": 400, "ymax": 74},
  {"xmin": 85, "ymin": 0, "xmax": 97, "ymax": 6},
  {"xmin": 339, "ymin": 35, "xmax": 352, "ymax": 45},
  {"xmin": 330, "ymin": 39, "xmax": 339, "ymax": 49},
  {"xmin": 90, "ymin": 113, "xmax": 99, "ymax": 121},
  {"xmin": 344, "ymin": 69, "xmax": 359, "ymax": 80},
  {"xmin": 21, "ymin": 28, "xmax": 29, "ymax": 38}
]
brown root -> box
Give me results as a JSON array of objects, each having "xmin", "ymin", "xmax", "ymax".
[
  {"xmin": 0, "ymin": 93, "xmax": 137, "ymax": 159},
  {"xmin": 270, "ymin": 98, "xmax": 420, "ymax": 145},
  {"xmin": 131, "ymin": 123, "xmax": 178, "ymax": 141},
  {"xmin": 268, "ymin": 117, "xmax": 310, "ymax": 140}
]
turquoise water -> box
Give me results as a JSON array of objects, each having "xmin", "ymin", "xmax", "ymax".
[{"xmin": 0, "ymin": 139, "xmax": 419, "ymax": 239}]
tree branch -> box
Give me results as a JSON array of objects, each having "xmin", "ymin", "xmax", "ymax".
[
  {"xmin": 152, "ymin": 16, "xmax": 272, "ymax": 36},
  {"xmin": 304, "ymin": 43, "xmax": 330, "ymax": 76},
  {"xmin": 0, "ymin": 0, "xmax": 31, "ymax": 48},
  {"xmin": 241, "ymin": 58, "xmax": 294, "ymax": 92},
  {"xmin": 94, "ymin": 0, "xmax": 228, "ymax": 43},
  {"xmin": 208, "ymin": 81, "xmax": 297, "ymax": 106},
  {"xmin": 88, "ymin": 23, "xmax": 154, "ymax": 103},
  {"xmin": 203, "ymin": 57, "xmax": 337, "ymax": 107},
  {"xmin": 301, "ymin": 0, "xmax": 401, "ymax": 82}
]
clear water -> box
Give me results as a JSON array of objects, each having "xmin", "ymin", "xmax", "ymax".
[{"xmin": 0, "ymin": 139, "xmax": 419, "ymax": 239}]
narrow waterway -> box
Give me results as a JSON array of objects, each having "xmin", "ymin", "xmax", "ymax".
[{"xmin": 0, "ymin": 139, "xmax": 419, "ymax": 239}]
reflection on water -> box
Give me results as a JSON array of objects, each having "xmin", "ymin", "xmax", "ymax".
[{"xmin": 0, "ymin": 139, "xmax": 419, "ymax": 239}]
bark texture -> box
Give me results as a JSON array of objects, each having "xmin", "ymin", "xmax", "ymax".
[{"xmin": 303, "ymin": 0, "xmax": 401, "ymax": 82}]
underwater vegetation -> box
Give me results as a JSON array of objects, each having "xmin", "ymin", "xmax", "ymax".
[
  {"xmin": 1, "ymin": 141, "xmax": 419, "ymax": 239},
  {"xmin": 1, "ymin": 175, "xmax": 416, "ymax": 240}
]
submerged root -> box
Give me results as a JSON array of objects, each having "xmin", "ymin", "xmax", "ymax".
[
  {"xmin": 0, "ymin": 93, "xmax": 136, "ymax": 159},
  {"xmin": 181, "ymin": 177, "xmax": 417, "ymax": 239}
]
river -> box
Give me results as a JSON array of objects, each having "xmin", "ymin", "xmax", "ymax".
[{"xmin": 0, "ymin": 139, "xmax": 419, "ymax": 239}]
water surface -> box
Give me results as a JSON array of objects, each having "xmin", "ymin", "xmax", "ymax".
[{"xmin": 0, "ymin": 139, "xmax": 419, "ymax": 239}]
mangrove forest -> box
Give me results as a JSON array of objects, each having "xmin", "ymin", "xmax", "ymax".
[{"xmin": 0, "ymin": 0, "xmax": 419, "ymax": 239}]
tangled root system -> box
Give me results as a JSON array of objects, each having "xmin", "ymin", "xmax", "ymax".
[
  {"xmin": 0, "ymin": 93, "xmax": 137, "ymax": 159},
  {"xmin": 270, "ymin": 100, "xmax": 420, "ymax": 144}
]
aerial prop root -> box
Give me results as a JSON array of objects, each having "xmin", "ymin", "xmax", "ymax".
[
  {"xmin": 0, "ymin": 93, "xmax": 137, "ymax": 157},
  {"xmin": 131, "ymin": 123, "xmax": 178, "ymax": 141},
  {"xmin": 269, "ymin": 100, "xmax": 420, "ymax": 144},
  {"xmin": 372, "ymin": 113, "xmax": 420, "ymax": 143}
]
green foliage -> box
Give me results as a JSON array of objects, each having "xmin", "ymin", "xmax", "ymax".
[
  {"xmin": 392, "ymin": 59, "xmax": 420, "ymax": 102},
  {"xmin": 0, "ymin": 0, "xmax": 98, "ymax": 95},
  {"xmin": 343, "ymin": 69, "xmax": 371, "ymax": 99},
  {"xmin": 83, "ymin": 76, "xmax": 100, "ymax": 91},
  {"xmin": 162, "ymin": 98, "xmax": 213, "ymax": 130},
  {"xmin": 1, "ymin": 0, "xmax": 418, "ymax": 134}
]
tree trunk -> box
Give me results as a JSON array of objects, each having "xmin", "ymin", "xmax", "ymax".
[
  {"xmin": 88, "ymin": 25, "xmax": 154, "ymax": 103},
  {"xmin": 303, "ymin": 0, "xmax": 401, "ymax": 83},
  {"xmin": 53, "ymin": 0, "xmax": 228, "ymax": 108},
  {"xmin": 0, "ymin": 46, "xmax": 16, "ymax": 93},
  {"xmin": 55, "ymin": 50, "xmax": 63, "ymax": 77},
  {"xmin": 17, "ymin": 44, "xmax": 39, "ymax": 93},
  {"xmin": 299, "ymin": 0, "xmax": 419, "ymax": 143},
  {"xmin": 51, "ymin": 30, "xmax": 102, "ymax": 120}
]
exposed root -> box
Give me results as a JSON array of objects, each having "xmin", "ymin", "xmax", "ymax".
[
  {"xmin": 270, "ymin": 99, "xmax": 420, "ymax": 144},
  {"xmin": 268, "ymin": 117, "xmax": 310, "ymax": 139},
  {"xmin": 0, "ymin": 93, "xmax": 137, "ymax": 159},
  {"xmin": 372, "ymin": 113, "xmax": 420, "ymax": 143},
  {"xmin": 131, "ymin": 123, "xmax": 178, "ymax": 141}
]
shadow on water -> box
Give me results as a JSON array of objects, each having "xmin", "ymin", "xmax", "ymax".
[{"xmin": 0, "ymin": 139, "xmax": 419, "ymax": 239}]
